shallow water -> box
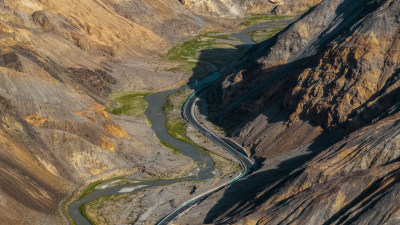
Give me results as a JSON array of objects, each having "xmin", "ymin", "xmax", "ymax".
[
  {"xmin": 145, "ymin": 87, "xmax": 215, "ymax": 181},
  {"xmin": 68, "ymin": 78, "xmax": 220, "ymax": 225},
  {"xmin": 231, "ymin": 17, "xmax": 297, "ymax": 44}
]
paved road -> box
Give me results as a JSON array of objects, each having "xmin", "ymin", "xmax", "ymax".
[
  {"xmin": 156, "ymin": 85, "xmax": 254, "ymax": 225},
  {"xmin": 68, "ymin": 16, "xmax": 295, "ymax": 224},
  {"xmin": 69, "ymin": 85, "xmax": 216, "ymax": 225},
  {"xmin": 67, "ymin": 73, "xmax": 233, "ymax": 225}
]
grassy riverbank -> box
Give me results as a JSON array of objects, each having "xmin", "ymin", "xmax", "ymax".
[
  {"xmin": 248, "ymin": 25, "xmax": 286, "ymax": 43},
  {"xmin": 241, "ymin": 14, "xmax": 294, "ymax": 27},
  {"xmin": 163, "ymin": 89, "xmax": 203, "ymax": 148},
  {"xmin": 64, "ymin": 180, "xmax": 105, "ymax": 225},
  {"xmin": 64, "ymin": 176, "xmax": 128, "ymax": 225},
  {"xmin": 81, "ymin": 195, "xmax": 119, "ymax": 225},
  {"xmin": 106, "ymin": 91, "xmax": 150, "ymax": 117},
  {"xmin": 165, "ymin": 32, "xmax": 243, "ymax": 81},
  {"xmin": 163, "ymin": 89, "xmax": 240, "ymax": 176}
]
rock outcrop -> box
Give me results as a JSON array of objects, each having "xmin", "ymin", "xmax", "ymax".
[
  {"xmin": 239, "ymin": 113, "xmax": 400, "ymax": 225},
  {"xmin": 212, "ymin": 0, "xmax": 400, "ymax": 157},
  {"xmin": 193, "ymin": 0, "xmax": 400, "ymax": 224}
]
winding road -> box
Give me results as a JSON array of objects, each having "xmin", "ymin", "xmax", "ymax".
[
  {"xmin": 156, "ymin": 84, "xmax": 254, "ymax": 225},
  {"xmin": 68, "ymin": 16, "xmax": 296, "ymax": 224}
]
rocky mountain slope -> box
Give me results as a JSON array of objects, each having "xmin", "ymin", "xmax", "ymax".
[
  {"xmin": 100, "ymin": 0, "xmax": 208, "ymax": 42},
  {"xmin": 185, "ymin": 0, "xmax": 400, "ymax": 224},
  {"xmin": 0, "ymin": 0, "xmax": 339, "ymax": 224},
  {"xmin": 0, "ymin": 0, "xmax": 205, "ymax": 224},
  {"xmin": 180, "ymin": 0, "xmax": 322, "ymax": 18}
]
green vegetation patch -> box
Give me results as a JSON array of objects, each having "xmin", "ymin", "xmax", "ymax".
[
  {"xmin": 159, "ymin": 91, "xmax": 184, "ymax": 155},
  {"xmin": 107, "ymin": 91, "xmax": 150, "ymax": 117},
  {"xmin": 165, "ymin": 32, "xmax": 241, "ymax": 81},
  {"xmin": 64, "ymin": 180, "xmax": 103, "ymax": 225},
  {"xmin": 241, "ymin": 14, "xmax": 294, "ymax": 27},
  {"xmin": 166, "ymin": 121, "xmax": 186, "ymax": 141},
  {"xmin": 160, "ymin": 140, "xmax": 180, "ymax": 155},
  {"xmin": 248, "ymin": 25, "xmax": 286, "ymax": 43},
  {"xmin": 79, "ymin": 203, "xmax": 97, "ymax": 225},
  {"xmin": 167, "ymin": 32, "xmax": 234, "ymax": 61},
  {"xmin": 205, "ymin": 33, "xmax": 234, "ymax": 41},
  {"xmin": 212, "ymin": 123, "xmax": 225, "ymax": 135},
  {"xmin": 162, "ymin": 95, "xmax": 191, "ymax": 143},
  {"xmin": 163, "ymin": 90, "xmax": 189, "ymax": 139},
  {"xmin": 167, "ymin": 34, "xmax": 215, "ymax": 62},
  {"xmin": 78, "ymin": 180, "xmax": 103, "ymax": 200},
  {"xmin": 81, "ymin": 195, "xmax": 113, "ymax": 225},
  {"xmin": 163, "ymin": 90, "xmax": 211, "ymax": 155}
]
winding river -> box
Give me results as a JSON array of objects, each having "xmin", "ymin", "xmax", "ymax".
[
  {"xmin": 68, "ymin": 75, "xmax": 221, "ymax": 225},
  {"xmin": 67, "ymin": 18, "xmax": 296, "ymax": 225},
  {"xmin": 231, "ymin": 17, "xmax": 297, "ymax": 44},
  {"xmin": 145, "ymin": 86, "xmax": 214, "ymax": 181}
]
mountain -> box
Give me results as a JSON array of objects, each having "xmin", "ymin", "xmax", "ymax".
[
  {"xmin": 0, "ymin": 0, "xmax": 206, "ymax": 223},
  {"xmin": 189, "ymin": 0, "xmax": 400, "ymax": 224},
  {"xmin": 180, "ymin": 0, "xmax": 322, "ymax": 18},
  {"xmin": 0, "ymin": 0, "xmax": 384, "ymax": 224},
  {"xmin": 212, "ymin": 0, "xmax": 399, "ymax": 158}
]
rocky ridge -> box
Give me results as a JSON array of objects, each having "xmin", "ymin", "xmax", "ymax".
[
  {"xmin": 213, "ymin": 0, "xmax": 400, "ymax": 157},
  {"xmin": 180, "ymin": 0, "xmax": 322, "ymax": 18},
  {"xmin": 190, "ymin": 0, "xmax": 400, "ymax": 224}
]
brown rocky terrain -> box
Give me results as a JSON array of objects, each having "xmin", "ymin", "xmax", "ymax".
[
  {"xmin": 178, "ymin": 0, "xmax": 400, "ymax": 224},
  {"xmin": 0, "ymin": 0, "xmax": 341, "ymax": 224},
  {"xmin": 99, "ymin": 0, "xmax": 208, "ymax": 42},
  {"xmin": 0, "ymin": 0, "xmax": 208, "ymax": 224},
  {"xmin": 180, "ymin": 0, "xmax": 323, "ymax": 18},
  {"xmin": 211, "ymin": 0, "xmax": 400, "ymax": 158}
]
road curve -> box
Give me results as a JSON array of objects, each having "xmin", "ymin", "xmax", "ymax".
[{"xmin": 156, "ymin": 84, "xmax": 254, "ymax": 225}]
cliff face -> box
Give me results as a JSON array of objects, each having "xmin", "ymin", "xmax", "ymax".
[
  {"xmin": 206, "ymin": 112, "xmax": 400, "ymax": 225},
  {"xmin": 241, "ymin": 113, "xmax": 400, "ymax": 225},
  {"xmin": 180, "ymin": 0, "xmax": 322, "ymax": 18},
  {"xmin": 203, "ymin": 0, "xmax": 400, "ymax": 224},
  {"xmin": 213, "ymin": 0, "xmax": 400, "ymax": 157}
]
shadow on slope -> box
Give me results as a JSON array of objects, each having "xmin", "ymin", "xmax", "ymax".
[
  {"xmin": 203, "ymin": 130, "xmax": 343, "ymax": 223},
  {"xmin": 184, "ymin": 0, "xmax": 394, "ymax": 223},
  {"xmin": 187, "ymin": 44, "xmax": 250, "ymax": 85},
  {"xmin": 188, "ymin": 42, "xmax": 347, "ymax": 224}
]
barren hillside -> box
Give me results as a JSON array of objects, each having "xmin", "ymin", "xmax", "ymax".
[
  {"xmin": 186, "ymin": 0, "xmax": 400, "ymax": 224},
  {"xmin": 0, "ymin": 0, "xmax": 335, "ymax": 224},
  {"xmin": 0, "ymin": 0, "xmax": 201, "ymax": 223},
  {"xmin": 181, "ymin": 0, "xmax": 322, "ymax": 18}
]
